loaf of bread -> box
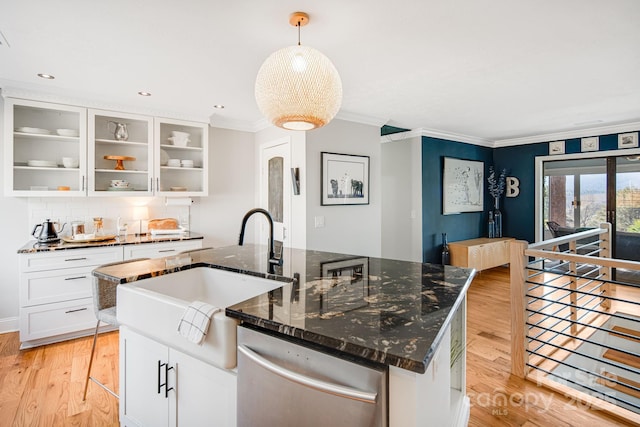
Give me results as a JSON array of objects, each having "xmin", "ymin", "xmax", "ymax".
[{"xmin": 147, "ymin": 218, "xmax": 179, "ymax": 230}]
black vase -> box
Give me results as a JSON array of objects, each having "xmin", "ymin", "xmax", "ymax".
[{"xmin": 441, "ymin": 233, "xmax": 450, "ymax": 265}]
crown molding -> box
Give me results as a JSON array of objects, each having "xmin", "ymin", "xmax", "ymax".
[
  {"xmin": 0, "ymin": 84, "xmax": 210, "ymax": 123},
  {"xmin": 494, "ymin": 121, "xmax": 640, "ymax": 147},
  {"xmin": 417, "ymin": 127, "xmax": 494, "ymax": 147},
  {"xmin": 379, "ymin": 127, "xmax": 493, "ymax": 146},
  {"xmin": 380, "ymin": 129, "xmax": 423, "ymax": 143}
]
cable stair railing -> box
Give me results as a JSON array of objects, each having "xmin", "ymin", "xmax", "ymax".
[{"xmin": 510, "ymin": 223, "xmax": 640, "ymax": 425}]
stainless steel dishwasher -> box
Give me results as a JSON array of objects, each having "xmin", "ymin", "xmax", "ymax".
[{"xmin": 237, "ymin": 327, "xmax": 387, "ymax": 427}]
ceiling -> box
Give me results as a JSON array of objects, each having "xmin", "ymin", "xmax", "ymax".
[{"xmin": 2, "ymin": 0, "xmax": 640, "ymax": 144}]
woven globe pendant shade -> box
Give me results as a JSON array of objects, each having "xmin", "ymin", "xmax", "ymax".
[{"xmin": 255, "ymin": 14, "xmax": 342, "ymax": 131}]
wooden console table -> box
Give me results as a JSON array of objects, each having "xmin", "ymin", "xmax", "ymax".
[{"xmin": 449, "ymin": 237, "xmax": 514, "ymax": 271}]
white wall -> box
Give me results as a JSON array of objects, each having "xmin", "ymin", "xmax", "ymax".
[
  {"xmin": 305, "ymin": 119, "xmax": 382, "ymax": 257},
  {"xmin": 191, "ymin": 127, "xmax": 256, "ymax": 248},
  {"xmin": 381, "ymin": 136, "xmax": 422, "ymax": 262},
  {"xmin": 0, "ymin": 98, "xmax": 28, "ymax": 331}
]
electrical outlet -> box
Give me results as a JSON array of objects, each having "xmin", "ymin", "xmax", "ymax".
[{"xmin": 314, "ymin": 216, "xmax": 325, "ymax": 228}]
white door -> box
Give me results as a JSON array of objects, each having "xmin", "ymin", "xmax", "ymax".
[{"xmin": 260, "ymin": 139, "xmax": 291, "ymax": 249}]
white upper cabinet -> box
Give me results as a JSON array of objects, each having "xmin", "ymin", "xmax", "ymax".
[
  {"xmin": 88, "ymin": 109, "xmax": 154, "ymax": 196},
  {"xmin": 3, "ymin": 96, "xmax": 209, "ymax": 198},
  {"xmin": 154, "ymin": 117, "xmax": 208, "ymax": 197},
  {"xmin": 4, "ymin": 98, "xmax": 87, "ymax": 196}
]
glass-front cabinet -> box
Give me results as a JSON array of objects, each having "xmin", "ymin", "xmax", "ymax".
[
  {"xmin": 155, "ymin": 118, "xmax": 208, "ymax": 197},
  {"xmin": 88, "ymin": 110, "xmax": 153, "ymax": 196},
  {"xmin": 4, "ymin": 97, "xmax": 208, "ymax": 197},
  {"xmin": 4, "ymin": 98, "xmax": 87, "ymax": 196}
]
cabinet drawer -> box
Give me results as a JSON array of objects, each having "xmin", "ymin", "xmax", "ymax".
[
  {"xmin": 20, "ymin": 266, "xmax": 93, "ymax": 307},
  {"xmin": 123, "ymin": 240, "xmax": 202, "ymax": 260},
  {"xmin": 20, "ymin": 247, "xmax": 123, "ymax": 272},
  {"xmin": 20, "ymin": 298, "xmax": 97, "ymax": 341}
]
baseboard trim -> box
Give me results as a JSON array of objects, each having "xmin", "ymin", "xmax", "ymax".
[{"xmin": 0, "ymin": 317, "xmax": 19, "ymax": 334}]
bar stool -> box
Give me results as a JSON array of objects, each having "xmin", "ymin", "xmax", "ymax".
[{"xmin": 82, "ymin": 258, "xmax": 149, "ymax": 401}]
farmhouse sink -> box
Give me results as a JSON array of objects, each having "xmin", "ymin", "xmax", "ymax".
[{"xmin": 117, "ymin": 267, "xmax": 285, "ymax": 369}]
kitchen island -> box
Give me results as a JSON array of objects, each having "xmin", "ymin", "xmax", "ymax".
[{"xmin": 93, "ymin": 244, "xmax": 475, "ymax": 426}]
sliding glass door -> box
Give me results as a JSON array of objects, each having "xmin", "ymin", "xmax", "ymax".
[{"xmin": 542, "ymin": 155, "xmax": 640, "ymax": 262}]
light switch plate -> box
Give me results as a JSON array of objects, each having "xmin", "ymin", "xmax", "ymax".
[{"xmin": 314, "ymin": 216, "xmax": 325, "ymax": 228}]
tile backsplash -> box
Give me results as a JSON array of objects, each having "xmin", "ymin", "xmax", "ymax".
[{"xmin": 27, "ymin": 197, "xmax": 191, "ymax": 237}]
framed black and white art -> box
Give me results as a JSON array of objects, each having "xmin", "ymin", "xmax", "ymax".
[
  {"xmin": 442, "ymin": 157, "xmax": 484, "ymax": 214},
  {"xmin": 321, "ymin": 152, "xmax": 370, "ymax": 205}
]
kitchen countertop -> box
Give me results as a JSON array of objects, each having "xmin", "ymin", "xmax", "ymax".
[
  {"xmin": 92, "ymin": 244, "xmax": 475, "ymax": 374},
  {"xmin": 17, "ymin": 232, "xmax": 204, "ymax": 253}
]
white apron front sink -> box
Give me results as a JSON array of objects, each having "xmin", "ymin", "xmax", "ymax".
[{"xmin": 117, "ymin": 267, "xmax": 284, "ymax": 369}]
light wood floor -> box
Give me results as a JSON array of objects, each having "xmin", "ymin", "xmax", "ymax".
[
  {"xmin": 0, "ymin": 330, "xmax": 119, "ymax": 426},
  {"xmin": 0, "ymin": 267, "xmax": 632, "ymax": 426},
  {"xmin": 467, "ymin": 267, "xmax": 630, "ymax": 426}
]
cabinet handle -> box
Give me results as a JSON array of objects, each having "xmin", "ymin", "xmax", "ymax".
[
  {"xmin": 157, "ymin": 360, "xmax": 174, "ymax": 398},
  {"xmin": 158, "ymin": 249, "xmax": 176, "ymax": 253},
  {"xmin": 165, "ymin": 363, "xmax": 174, "ymax": 398},
  {"xmin": 82, "ymin": 175, "xmax": 86, "ymax": 191},
  {"xmin": 65, "ymin": 257, "xmax": 87, "ymax": 261},
  {"xmin": 65, "ymin": 307, "xmax": 88, "ymax": 314},
  {"xmin": 156, "ymin": 177, "xmax": 160, "ymax": 192},
  {"xmin": 150, "ymin": 177, "xmax": 153, "ymax": 192},
  {"xmin": 64, "ymin": 275, "xmax": 87, "ymax": 281}
]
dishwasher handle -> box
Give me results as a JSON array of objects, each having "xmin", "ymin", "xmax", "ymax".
[{"xmin": 238, "ymin": 344, "xmax": 377, "ymax": 404}]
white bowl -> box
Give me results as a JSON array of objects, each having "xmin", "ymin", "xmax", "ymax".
[
  {"xmin": 171, "ymin": 131, "xmax": 190, "ymax": 138},
  {"xmin": 62, "ymin": 157, "xmax": 79, "ymax": 168},
  {"xmin": 56, "ymin": 129, "xmax": 79, "ymax": 137},
  {"xmin": 168, "ymin": 136, "xmax": 190, "ymax": 147}
]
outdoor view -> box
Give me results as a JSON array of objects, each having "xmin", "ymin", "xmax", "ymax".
[
  {"xmin": 543, "ymin": 156, "xmax": 640, "ymax": 261},
  {"xmin": 544, "ymin": 172, "xmax": 640, "ymax": 231}
]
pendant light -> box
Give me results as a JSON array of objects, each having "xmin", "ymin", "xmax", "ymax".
[{"xmin": 255, "ymin": 12, "xmax": 342, "ymax": 131}]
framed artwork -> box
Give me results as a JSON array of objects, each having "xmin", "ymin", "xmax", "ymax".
[
  {"xmin": 618, "ymin": 132, "xmax": 639, "ymax": 149},
  {"xmin": 442, "ymin": 157, "xmax": 484, "ymax": 214},
  {"xmin": 319, "ymin": 257, "xmax": 369, "ymax": 315},
  {"xmin": 321, "ymin": 152, "xmax": 369, "ymax": 205},
  {"xmin": 549, "ymin": 140, "xmax": 565, "ymax": 155},
  {"xmin": 581, "ymin": 137, "xmax": 599, "ymax": 152}
]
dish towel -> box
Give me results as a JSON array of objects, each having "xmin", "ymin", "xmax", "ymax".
[{"xmin": 177, "ymin": 301, "xmax": 221, "ymax": 345}]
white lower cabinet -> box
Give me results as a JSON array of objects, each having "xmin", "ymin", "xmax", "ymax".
[
  {"xmin": 120, "ymin": 326, "xmax": 237, "ymax": 427},
  {"xmin": 18, "ymin": 239, "xmax": 203, "ymax": 348},
  {"xmin": 18, "ymin": 246, "xmax": 123, "ymax": 348},
  {"xmin": 123, "ymin": 240, "xmax": 203, "ymax": 260}
]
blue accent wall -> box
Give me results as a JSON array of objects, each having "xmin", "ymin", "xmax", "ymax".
[
  {"xmin": 421, "ymin": 136, "xmax": 493, "ymax": 263},
  {"xmin": 421, "ymin": 130, "xmax": 639, "ymax": 262},
  {"xmin": 492, "ymin": 143, "xmax": 547, "ymax": 242}
]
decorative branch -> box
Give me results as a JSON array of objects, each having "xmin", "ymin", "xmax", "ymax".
[{"xmin": 488, "ymin": 166, "xmax": 507, "ymax": 199}]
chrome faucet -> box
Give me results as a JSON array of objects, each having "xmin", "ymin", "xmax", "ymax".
[{"xmin": 238, "ymin": 208, "xmax": 282, "ymax": 274}]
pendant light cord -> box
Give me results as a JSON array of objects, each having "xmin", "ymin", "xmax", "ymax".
[{"xmin": 297, "ymin": 21, "xmax": 301, "ymax": 46}]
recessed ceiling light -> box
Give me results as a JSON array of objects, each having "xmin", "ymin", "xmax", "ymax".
[
  {"xmin": 37, "ymin": 73, "xmax": 55, "ymax": 80},
  {"xmin": 213, "ymin": 104, "xmax": 225, "ymax": 109},
  {"xmin": 138, "ymin": 91, "xmax": 151, "ymax": 96}
]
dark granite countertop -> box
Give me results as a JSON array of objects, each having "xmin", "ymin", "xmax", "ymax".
[
  {"xmin": 92, "ymin": 244, "xmax": 475, "ymax": 374},
  {"xmin": 17, "ymin": 233, "xmax": 204, "ymax": 254}
]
